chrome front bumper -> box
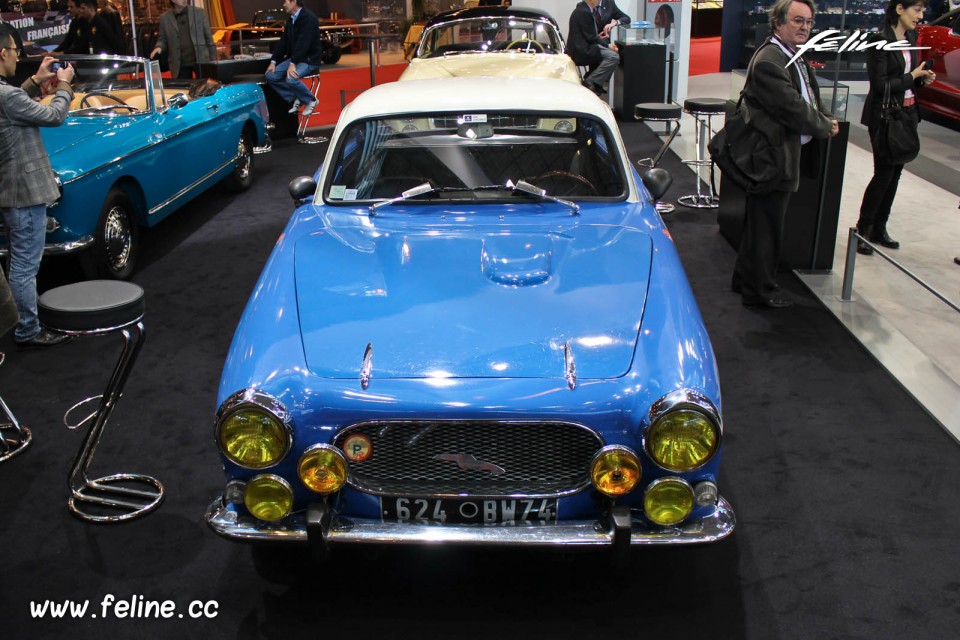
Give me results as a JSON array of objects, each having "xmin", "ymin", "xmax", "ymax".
[
  {"xmin": 205, "ymin": 496, "xmax": 735, "ymax": 547},
  {"xmin": 0, "ymin": 235, "xmax": 95, "ymax": 258}
]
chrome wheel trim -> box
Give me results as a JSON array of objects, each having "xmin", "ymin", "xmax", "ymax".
[
  {"xmin": 235, "ymin": 136, "xmax": 252, "ymax": 181},
  {"xmin": 103, "ymin": 204, "xmax": 132, "ymax": 272}
]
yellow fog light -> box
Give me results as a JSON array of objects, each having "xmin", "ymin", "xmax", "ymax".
[
  {"xmin": 590, "ymin": 445, "xmax": 641, "ymax": 497},
  {"xmin": 217, "ymin": 392, "xmax": 291, "ymax": 469},
  {"xmin": 644, "ymin": 477, "xmax": 694, "ymax": 526},
  {"xmin": 646, "ymin": 410, "xmax": 719, "ymax": 472},
  {"xmin": 298, "ymin": 444, "xmax": 348, "ymax": 494},
  {"xmin": 244, "ymin": 474, "xmax": 293, "ymax": 522}
]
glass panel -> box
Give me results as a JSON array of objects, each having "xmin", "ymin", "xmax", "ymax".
[{"xmin": 326, "ymin": 112, "xmax": 626, "ymax": 203}]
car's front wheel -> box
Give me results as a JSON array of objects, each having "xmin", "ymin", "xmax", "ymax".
[
  {"xmin": 88, "ymin": 188, "xmax": 139, "ymax": 280},
  {"xmin": 222, "ymin": 131, "xmax": 254, "ymax": 193}
]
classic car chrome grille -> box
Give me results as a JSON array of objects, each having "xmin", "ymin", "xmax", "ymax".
[
  {"xmin": 430, "ymin": 115, "xmax": 541, "ymax": 130},
  {"xmin": 334, "ymin": 420, "xmax": 604, "ymax": 497}
]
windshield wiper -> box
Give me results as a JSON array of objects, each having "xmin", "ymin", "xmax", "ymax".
[
  {"xmin": 368, "ymin": 180, "xmax": 579, "ymax": 215},
  {"xmin": 474, "ymin": 180, "xmax": 580, "ymax": 215}
]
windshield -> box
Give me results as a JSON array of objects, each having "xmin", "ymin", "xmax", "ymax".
[
  {"xmin": 52, "ymin": 57, "xmax": 162, "ymax": 116},
  {"xmin": 418, "ymin": 18, "xmax": 564, "ymax": 57},
  {"xmin": 325, "ymin": 112, "xmax": 626, "ymax": 204}
]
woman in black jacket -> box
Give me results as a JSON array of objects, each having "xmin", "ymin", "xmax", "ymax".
[{"xmin": 856, "ymin": 0, "xmax": 935, "ymax": 255}]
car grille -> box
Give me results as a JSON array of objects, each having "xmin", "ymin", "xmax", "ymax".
[
  {"xmin": 334, "ymin": 420, "xmax": 604, "ymax": 498},
  {"xmin": 430, "ymin": 115, "xmax": 541, "ymax": 130}
]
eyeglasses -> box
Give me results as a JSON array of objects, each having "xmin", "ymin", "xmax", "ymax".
[
  {"xmin": 789, "ymin": 17, "xmax": 815, "ymax": 27},
  {"xmin": 2, "ymin": 46, "xmax": 22, "ymax": 58}
]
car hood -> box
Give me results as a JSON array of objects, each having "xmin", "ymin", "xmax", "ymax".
[
  {"xmin": 294, "ymin": 223, "xmax": 652, "ymax": 380},
  {"xmin": 400, "ymin": 54, "xmax": 581, "ymax": 83}
]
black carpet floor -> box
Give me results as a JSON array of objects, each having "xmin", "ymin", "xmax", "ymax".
[{"xmin": 1, "ymin": 123, "xmax": 958, "ymax": 640}]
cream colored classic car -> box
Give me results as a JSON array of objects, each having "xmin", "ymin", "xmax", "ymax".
[{"xmin": 400, "ymin": 6, "xmax": 581, "ymax": 84}]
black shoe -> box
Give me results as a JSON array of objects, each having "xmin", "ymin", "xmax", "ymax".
[
  {"xmin": 16, "ymin": 328, "xmax": 72, "ymax": 349},
  {"xmin": 742, "ymin": 295, "xmax": 793, "ymax": 309},
  {"xmin": 870, "ymin": 231, "xmax": 900, "ymax": 249},
  {"xmin": 857, "ymin": 240, "xmax": 874, "ymax": 255},
  {"xmin": 731, "ymin": 279, "xmax": 741, "ymax": 294},
  {"xmin": 955, "ymin": 257, "xmax": 960, "ymax": 266}
]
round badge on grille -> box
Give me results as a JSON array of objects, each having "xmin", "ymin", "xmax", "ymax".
[{"xmin": 343, "ymin": 434, "xmax": 372, "ymax": 462}]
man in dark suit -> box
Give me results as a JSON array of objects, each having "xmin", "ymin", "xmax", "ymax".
[
  {"xmin": 77, "ymin": 0, "xmax": 125, "ymax": 54},
  {"xmin": 0, "ymin": 24, "xmax": 75, "ymax": 347},
  {"xmin": 567, "ymin": 0, "xmax": 619, "ymax": 96},
  {"xmin": 595, "ymin": 0, "xmax": 630, "ymax": 39},
  {"xmin": 53, "ymin": 0, "xmax": 87, "ymax": 54},
  {"xmin": 731, "ymin": 0, "xmax": 838, "ymax": 309},
  {"xmin": 265, "ymin": 0, "xmax": 323, "ymax": 116}
]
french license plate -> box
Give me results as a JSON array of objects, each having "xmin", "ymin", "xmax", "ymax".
[{"xmin": 382, "ymin": 497, "xmax": 558, "ymax": 525}]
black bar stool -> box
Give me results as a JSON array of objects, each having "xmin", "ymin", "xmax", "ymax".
[
  {"xmin": 38, "ymin": 280, "xmax": 164, "ymax": 522},
  {"xmin": 679, "ymin": 97, "xmax": 726, "ymax": 209},
  {"xmin": 0, "ymin": 352, "xmax": 31, "ymax": 463},
  {"xmin": 634, "ymin": 102, "xmax": 682, "ymax": 214},
  {"xmin": 297, "ymin": 74, "xmax": 328, "ymax": 145}
]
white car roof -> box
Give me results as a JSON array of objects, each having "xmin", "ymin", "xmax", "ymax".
[{"xmin": 339, "ymin": 76, "xmax": 614, "ymax": 128}]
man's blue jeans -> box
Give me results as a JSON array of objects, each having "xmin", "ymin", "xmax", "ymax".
[
  {"xmin": 1, "ymin": 204, "xmax": 46, "ymax": 341},
  {"xmin": 265, "ymin": 61, "xmax": 320, "ymax": 106}
]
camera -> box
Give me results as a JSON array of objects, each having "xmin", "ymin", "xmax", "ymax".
[
  {"xmin": 51, "ymin": 61, "xmax": 62, "ymax": 72},
  {"xmin": 923, "ymin": 59, "xmax": 934, "ymax": 70}
]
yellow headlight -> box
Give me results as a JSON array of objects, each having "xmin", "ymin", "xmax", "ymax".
[
  {"xmin": 218, "ymin": 407, "xmax": 290, "ymax": 469},
  {"xmin": 646, "ymin": 409, "xmax": 719, "ymax": 471},
  {"xmin": 298, "ymin": 445, "xmax": 348, "ymax": 494},
  {"xmin": 244, "ymin": 474, "xmax": 293, "ymax": 522},
  {"xmin": 644, "ymin": 477, "xmax": 694, "ymax": 526},
  {"xmin": 590, "ymin": 445, "xmax": 641, "ymax": 497}
]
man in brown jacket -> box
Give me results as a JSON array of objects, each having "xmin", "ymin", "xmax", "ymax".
[{"xmin": 0, "ymin": 24, "xmax": 75, "ymax": 347}]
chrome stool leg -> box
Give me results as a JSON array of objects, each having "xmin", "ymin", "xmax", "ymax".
[
  {"xmin": 39, "ymin": 281, "xmax": 164, "ymax": 523},
  {"xmin": 297, "ymin": 75, "xmax": 328, "ymax": 145},
  {"xmin": 634, "ymin": 102, "xmax": 683, "ymax": 215},
  {"xmin": 678, "ymin": 98, "xmax": 726, "ymax": 210},
  {"xmin": 0, "ymin": 353, "xmax": 32, "ymax": 463},
  {"xmin": 63, "ymin": 321, "xmax": 163, "ymax": 522}
]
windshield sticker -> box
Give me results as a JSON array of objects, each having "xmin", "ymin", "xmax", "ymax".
[
  {"xmin": 459, "ymin": 114, "xmax": 488, "ymax": 124},
  {"xmin": 343, "ymin": 189, "xmax": 359, "ymax": 201},
  {"xmin": 329, "ymin": 185, "xmax": 346, "ymax": 199}
]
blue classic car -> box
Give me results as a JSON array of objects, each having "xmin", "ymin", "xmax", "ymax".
[
  {"xmin": 1, "ymin": 55, "xmax": 269, "ymax": 279},
  {"xmin": 206, "ymin": 77, "xmax": 735, "ymax": 564}
]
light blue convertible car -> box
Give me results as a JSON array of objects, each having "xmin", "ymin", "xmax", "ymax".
[
  {"xmin": 2, "ymin": 55, "xmax": 269, "ymax": 279},
  {"xmin": 206, "ymin": 77, "xmax": 734, "ymax": 565}
]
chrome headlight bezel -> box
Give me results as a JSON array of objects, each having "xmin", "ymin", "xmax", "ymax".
[
  {"xmin": 215, "ymin": 389, "xmax": 293, "ymax": 470},
  {"xmin": 643, "ymin": 389, "xmax": 722, "ymax": 472}
]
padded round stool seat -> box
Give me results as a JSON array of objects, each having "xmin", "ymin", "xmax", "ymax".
[
  {"xmin": 39, "ymin": 281, "xmax": 144, "ymax": 333},
  {"xmin": 683, "ymin": 97, "xmax": 727, "ymax": 114},
  {"xmin": 635, "ymin": 102, "xmax": 683, "ymax": 121},
  {"xmin": 38, "ymin": 280, "xmax": 162, "ymax": 523}
]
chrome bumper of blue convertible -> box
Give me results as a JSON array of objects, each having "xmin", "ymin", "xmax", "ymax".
[
  {"xmin": 205, "ymin": 496, "xmax": 735, "ymax": 547},
  {"xmin": 0, "ymin": 235, "xmax": 95, "ymax": 258}
]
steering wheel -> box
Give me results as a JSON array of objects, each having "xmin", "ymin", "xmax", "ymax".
[
  {"xmin": 527, "ymin": 170, "xmax": 598, "ymax": 197},
  {"xmin": 505, "ymin": 39, "xmax": 544, "ymax": 53},
  {"xmin": 80, "ymin": 92, "xmax": 130, "ymax": 109}
]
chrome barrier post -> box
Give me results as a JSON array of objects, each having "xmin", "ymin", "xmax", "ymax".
[{"xmin": 840, "ymin": 226, "xmax": 858, "ymax": 301}]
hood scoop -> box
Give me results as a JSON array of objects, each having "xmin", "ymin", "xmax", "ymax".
[{"xmin": 481, "ymin": 235, "xmax": 552, "ymax": 287}]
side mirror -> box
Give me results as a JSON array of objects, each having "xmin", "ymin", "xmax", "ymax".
[
  {"xmin": 167, "ymin": 93, "xmax": 188, "ymax": 109},
  {"xmin": 640, "ymin": 167, "xmax": 673, "ymax": 201},
  {"xmin": 289, "ymin": 176, "xmax": 317, "ymax": 203}
]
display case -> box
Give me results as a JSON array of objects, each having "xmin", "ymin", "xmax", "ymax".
[
  {"xmin": 730, "ymin": 69, "xmax": 850, "ymax": 121},
  {"xmin": 739, "ymin": 0, "xmax": 887, "ymax": 78},
  {"xmin": 612, "ymin": 25, "xmax": 668, "ymax": 119}
]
